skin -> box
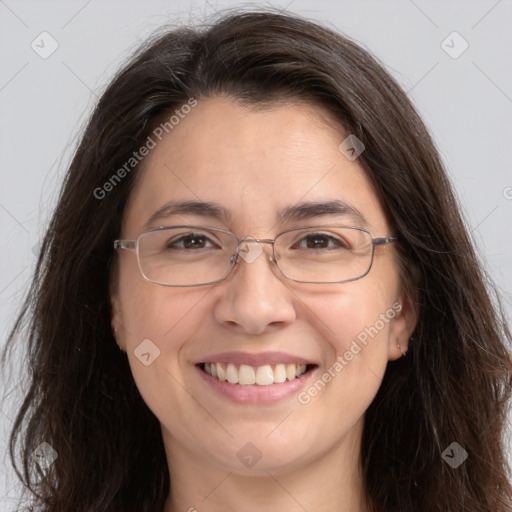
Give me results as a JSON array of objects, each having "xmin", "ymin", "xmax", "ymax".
[{"xmin": 111, "ymin": 97, "xmax": 417, "ymax": 512}]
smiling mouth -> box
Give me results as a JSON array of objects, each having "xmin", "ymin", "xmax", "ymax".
[{"xmin": 198, "ymin": 362, "xmax": 317, "ymax": 386}]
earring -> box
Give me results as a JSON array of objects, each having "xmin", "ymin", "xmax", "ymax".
[{"xmin": 397, "ymin": 341, "xmax": 407, "ymax": 357}]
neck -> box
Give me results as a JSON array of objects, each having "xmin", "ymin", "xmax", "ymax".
[{"xmin": 161, "ymin": 418, "xmax": 369, "ymax": 512}]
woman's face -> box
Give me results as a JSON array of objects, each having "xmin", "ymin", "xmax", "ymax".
[{"xmin": 111, "ymin": 97, "xmax": 416, "ymax": 477}]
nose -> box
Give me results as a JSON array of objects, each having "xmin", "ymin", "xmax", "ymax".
[{"xmin": 212, "ymin": 240, "xmax": 297, "ymax": 335}]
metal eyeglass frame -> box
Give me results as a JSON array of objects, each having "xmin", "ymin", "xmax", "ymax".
[{"xmin": 113, "ymin": 225, "xmax": 398, "ymax": 286}]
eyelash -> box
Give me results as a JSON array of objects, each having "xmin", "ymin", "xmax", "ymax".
[
  {"xmin": 291, "ymin": 233, "xmax": 348, "ymax": 250},
  {"xmin": 166, "ymin": 232, "xmax": 348, "ymax": 250}
]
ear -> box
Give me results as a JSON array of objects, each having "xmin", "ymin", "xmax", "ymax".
[
  {"xmin": 387, "ymin": 289, "xmax": 418, "ymax": 361},
  {"xmin": 110, "ymin": 293, "xmax": 121, "ymax": 330},
  {"xmin": 109, "ymin": 267, "xmax": 126, "ymax": 351}
]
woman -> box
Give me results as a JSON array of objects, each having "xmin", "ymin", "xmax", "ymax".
[{"xmin": 2, "ymin": 9, "xmax": 511, "ymax": 512}]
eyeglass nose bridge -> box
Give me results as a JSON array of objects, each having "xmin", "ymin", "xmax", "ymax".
[{"xmin": 234, "ymin": 237, "xmax": 276, "ymax": 265}]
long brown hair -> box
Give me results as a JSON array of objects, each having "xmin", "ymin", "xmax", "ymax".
[{"xmin": 2, "ymin": 9, "xmax": 511, "ymax": 512}]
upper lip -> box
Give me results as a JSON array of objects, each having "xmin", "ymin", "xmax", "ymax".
[{"xmin": 196, "ymin": 351, "xmax": 317, "ymax": 367}]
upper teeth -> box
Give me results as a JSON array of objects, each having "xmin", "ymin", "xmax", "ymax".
[{"xmin": 204, "ymin": 362, "xmax": 308, "ymax": 386}]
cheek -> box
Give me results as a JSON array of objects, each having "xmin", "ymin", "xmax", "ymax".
[
  {"xmin": 298, "ymin": 281, "xmax": 396, "ymax": 405},
  {"xmin": 306, "ymin": 277, "xmax": 396, "ymax": 350},
  {"xmin": 118, "ymin": 251, "xmax": 210, "ymax": 342},
  {"xmin": 117, "ymin": 265, "xmax": 213, "ymax": 404}
]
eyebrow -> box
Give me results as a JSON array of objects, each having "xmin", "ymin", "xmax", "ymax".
[{"xmin": 144, "ymin": 199, "xmax": 368, "ymax": 230}]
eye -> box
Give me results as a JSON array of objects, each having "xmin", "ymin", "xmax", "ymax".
[
  {"xmin": 292, "ymin": 232, "xmax": 350, "ymax": 250},
  {"xmin": 166, "ymin": 232, "xmax": 219, "ymax": 250}
]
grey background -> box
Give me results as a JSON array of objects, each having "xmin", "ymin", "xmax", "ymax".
[{"xmin": 1, "ymin": 0, "xmax": 511, "ymax": 508}]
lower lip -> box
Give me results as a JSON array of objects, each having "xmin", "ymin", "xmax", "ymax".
[{"xmin": 196, "ymin": 365, "xmax": 317, "ymax": 404}]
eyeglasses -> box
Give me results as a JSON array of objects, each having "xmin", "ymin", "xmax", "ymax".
[{"xmin": 113, "ymin": 225, "xmax": 398, "ymax": 287}]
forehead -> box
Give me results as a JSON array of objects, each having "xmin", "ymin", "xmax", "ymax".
[{"xmin": 122, "ymin": 97, "xmax": 389, "ymax": 236}]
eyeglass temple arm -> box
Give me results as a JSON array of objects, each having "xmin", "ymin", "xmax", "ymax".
[
  {"xmin": 113, "ymin": 240, "xmax": 136, "ymax": 250},
  {"xmin": 373, "ymin": 236, "xmax": 398, "ymax": 246}
]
